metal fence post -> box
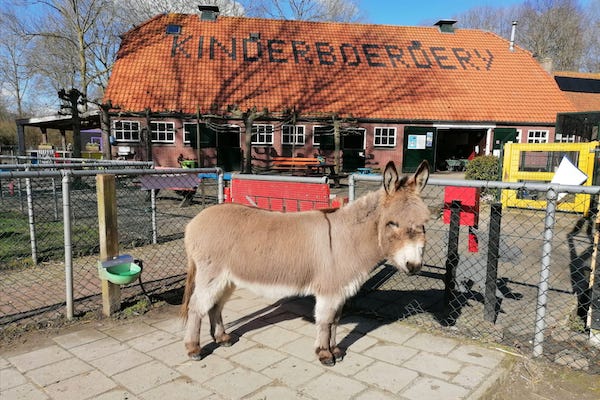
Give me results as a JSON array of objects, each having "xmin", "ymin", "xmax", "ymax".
[
  {"xmin": 151, "ymin": 189, "xmax": 157, "ymax": 244},
  {"xmin": 25, "ymin": 170, "xmax": 37, "ymax": 265},
  {"xmin": 533, "ymin": 187, "xmax": 558, "ymax": 358},
  {"xmin": 217, "ymin": 168, "xmax": 224, "ymax": 204},
  {"xmin": 62, "ymin": 171, "xmax": 74, "ymax": 319},
  {"xmin": 484, "ymin": 203, "xmax": 502, "ymax": 322},
  {"xmin": 444, "ymin": 200, "xmax": 461, "ymax": 322}
]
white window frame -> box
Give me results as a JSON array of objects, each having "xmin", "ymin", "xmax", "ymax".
[
  {"xmin": 151, "ymin": 121, "xmax": 176, "ymax": 143},
  {"xmin": 251, "ymin": 124, "xmax": 274, "ymax": 145},
  {"xmin": 282, "ymin": 125, "xmax": 305, "ymax": 145},
  {"xmin": 183, "ymin": 122, "xmax": 196, "ymax": 144},
  {"xmin": 374, "ymin": 127, "xmax": 397, "ymax": 147},
  {"xmin": 112, "ymin": 120, "xmax": 140, "ymax": 142},
  {"xmin": 527, "ymin": 129, "xmax": 549, "ymax": 143},
  {"xmin": 555, "ymin": 133, "xmax": 578, "ymax": 143},
  {"xmin": 312, "ymin": 125, "xmax": 333, "ymax": 146}
]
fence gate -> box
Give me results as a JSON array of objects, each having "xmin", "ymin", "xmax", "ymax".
[{"xmin": 501, "ymin": 141, "xmax": 599, "ymax": 214}]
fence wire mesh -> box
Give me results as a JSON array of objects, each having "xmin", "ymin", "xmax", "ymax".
[
  {"xmin": 347, "ymin": 177, "xmax": 599, "ymax": 373},
  {"xmin": 1, "ymin": 167, "xmax": 599, "ymax": 374},
  {"xmin": 1, "ymin": 167, "xmax": 220, "ymax": 334}
]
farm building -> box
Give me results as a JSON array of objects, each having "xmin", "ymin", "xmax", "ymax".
[
  {"xmin": 102, "ymin": 7, "xmax": 577, "ymax": 172},
  {"xmin": 553, "ymin": 71, "xmax": 600, "ymax": 143}
]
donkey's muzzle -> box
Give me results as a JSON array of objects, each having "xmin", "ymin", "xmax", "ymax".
[{"xmin": 405, "ymin": 261, "xmax": 423, "ymax": 275}]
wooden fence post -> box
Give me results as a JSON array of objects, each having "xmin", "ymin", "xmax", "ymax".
[{"xmin": 97, "ymin": 174, "xmax": 121, "ymax": 316}]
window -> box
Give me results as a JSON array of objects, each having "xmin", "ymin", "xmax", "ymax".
[
  {"xmin": 527, "ymin": 130, "xmax": 549, "ymax": 143},
  {"xmin": 515, "ymin": 129, "xmax": 522, "ymax": 143},
  {"xmin": 112, "ymin": 120, "xmax": 140, "ymax": 142},
  {"xmin": 183, "ymin": 122, "xmax": 195, "ymax": 144},
  {"xmin": 555, "ymin": 133, "xmax": 579, "ymax": 143},
  {"xmin": 313, "ymin": 125, "xmax": 334, "ymax": 149},
  {"xmin": 166, "ymin": 24, "xmax": 181, "ymax": 35},
  {"xmin": 151, "ymin": 121, "xmax": 175, "ymax": 143},
  {"xmin": 251, "ymin": 124, "xmax": 274, "ymax": 144},
  {"xmin": 282, "ymin": 125, "xmax": 305, "ymax": 145},
  {"xmin": 374, "ymin": 127, "xmax": 396, "ymax": 147}
]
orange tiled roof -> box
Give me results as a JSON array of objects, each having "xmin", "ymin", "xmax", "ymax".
[
  {"xmin": 553, "ymin": 71, "xmax": 600, "ymax": 112},
  {"xmin": 104, "ymin": 14, "xmax": 576, "ymax": 123}
]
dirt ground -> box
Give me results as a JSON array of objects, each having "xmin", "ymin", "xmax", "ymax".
[{"xmin": 483, "ymin": 354, "xmax": 600, "ymax": 400}]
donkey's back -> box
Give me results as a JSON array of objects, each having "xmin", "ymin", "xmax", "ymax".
[{"xmin": 185, "ymin": 203, "xmax": 332, "ymax": 290}]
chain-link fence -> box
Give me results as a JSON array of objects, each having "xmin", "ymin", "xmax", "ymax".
[
  {"xmin": 348, "ymin": 174, "xmax": 600, "ymax": 373},
  {"xmin": 1, "ymin": 165, "xmax": 599, "ymax": 373},
  {"xmin": 1, "ymin": 163, "xmax": 222, "ymax": 335}
]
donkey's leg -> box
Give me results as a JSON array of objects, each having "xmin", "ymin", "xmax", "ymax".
[
  {"xmin": 183, "ymin": 275, "xmax": 227, "ymax": 360},
  {"xmin": 183, "ymin": 292, "xmax": 207, "ymax": 360},
  {"xmin": 208, "ymin": 282, "xmax": 236, "ymax": 347},
  {"xmin": 314, "ymin": 296, "xmax": 344, "ymax": 366},
  {"xmin": 329, "ymin": 305, "xmax": 345, "ymax": 362}
]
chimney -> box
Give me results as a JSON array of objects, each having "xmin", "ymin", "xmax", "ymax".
[
  {"xmin": 198, "ymin": 5, "xmax": 219, "ymax": 21},
  {"xmin": 434, "ymin": 19, "xmax": 457, "ymax": 33},
  {"xmin": 509, "ymin": 21, "xmax": 517, "ymax": 52},
  {"xmin": 540, "ymin": 57, "xmax": 553, "ymax": 74}
]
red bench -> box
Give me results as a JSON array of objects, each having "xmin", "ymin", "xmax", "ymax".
[
  {"xmin": 226, "ymin": 176, "xmax": 346, "ymax": 212},
  {"xmin": 269, "ymin": 157, "xmax": 341, "ymax": 187}
]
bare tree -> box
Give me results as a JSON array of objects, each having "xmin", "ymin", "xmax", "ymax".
[
  {"xmin": 455, "ymin": 5, "xmax": 521, "ymax": 38},
  {"xmin": 114, "ymin": 0, "xmax": 246, "ymax": 28},
  {"xmin": 250, "ymin": 0, "xmax": 363, "ymax": 22},
  {"xmin": 519, "ymin": 0, "xmax": 585, "ymax": 71},
  {"xmin": 580, "ymin": 0, "xmax": 600, "ymax": 72},
  {"xmin": 0, "ymin": 8, "xmax": 38, "ymax": 117},
  {"xmin": 456, "ymin": 0, "xmax": 588, "ymax": 71},
  {"xmin": 25, "ymin": 0, "xmax": 120, "ymax": 105}
]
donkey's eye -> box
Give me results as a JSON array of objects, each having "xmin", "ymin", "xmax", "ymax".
[
  {"xmin": 386, "ymin": 221, "xmax": 399, "ymax": 228},
  {"xmin": 407, "ymin": 225, "xmax": 425, "ymax": 237}
]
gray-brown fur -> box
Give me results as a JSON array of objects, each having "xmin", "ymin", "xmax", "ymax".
[{"xmin": 181, "ymin": 161, "xmax": 430, "ymax": 365}]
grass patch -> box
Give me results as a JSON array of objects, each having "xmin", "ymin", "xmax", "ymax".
[{"xmin": 0, "ymin": 210, "xmax": 99, "ymax": 269}]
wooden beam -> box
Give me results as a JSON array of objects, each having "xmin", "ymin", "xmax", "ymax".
[{"xmin": 97, "ymin": 174, "xmax": 121, "ymax": 316}]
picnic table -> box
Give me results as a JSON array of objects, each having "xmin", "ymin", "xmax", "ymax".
[
  {"xmin": 139, "ymin": 170, "xmax": 201, "ymax": 207},
  {"xmin": 446, "ymin": 159, "xmax": 468, "ymax": 171}
]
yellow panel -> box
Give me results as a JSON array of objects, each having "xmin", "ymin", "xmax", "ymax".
[{"xmin": 501, "ymin": 142, "xmax": 598, "ymax": 214}]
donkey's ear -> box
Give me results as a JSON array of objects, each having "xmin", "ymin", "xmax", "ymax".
[
  {"xmin": 383, "ymin": 161, "xmax": 399, "ymax": 195},
  {"xmin": 411, "ymin": 160, "xmax": 430, "ymax": 194}
]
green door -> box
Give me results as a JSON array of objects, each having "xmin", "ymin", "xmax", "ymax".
[
  {"xmin": 402, "ymin": 127, "xmax": 436, "ymax": 173},
  {"xmin": 492, "ymin": 128, "xmax": 517, "ymax": 152}
]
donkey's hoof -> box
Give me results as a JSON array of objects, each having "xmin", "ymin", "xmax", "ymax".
[
  {"xmin": 332, "ymin": 347, "xmax": 345, "ymax": 362},
  {"xmin": 317, "ymin": 348, "xmax": 335, "ymax": 366},
  {"xmin": 189, "ymin": 352, "xmax": 203, "ymax": 361},
  {"xmin": 216, "ymin": 333, "xmax": 233, "ymax": 347},
  {"xmin": 319, "ymin": 356, "xmax": 336, "ymax": 366}
]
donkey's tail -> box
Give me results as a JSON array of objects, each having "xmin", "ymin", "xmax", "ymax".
[{"xmin": 180, "ymin": 257, "xmax": 196, "ymax": 322}]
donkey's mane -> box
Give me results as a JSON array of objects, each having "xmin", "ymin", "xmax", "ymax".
[{"xmin": 335, "ymin": 189, "xmax": 383, "ymax": 225}]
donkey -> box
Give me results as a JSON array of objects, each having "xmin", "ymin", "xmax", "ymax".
[{"xmin": 181, "ymin": 160, "xmax": 430, "ymax": 365}]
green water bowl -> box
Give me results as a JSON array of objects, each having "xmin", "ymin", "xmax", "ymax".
[{"xmin": 98, "ymin": 257, "xmax": 141, "ymax": 285}]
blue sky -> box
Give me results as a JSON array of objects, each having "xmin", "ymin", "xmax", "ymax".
[{"xmin": 359, "ymin": 0, "xmax": 528, "ymax": 25}]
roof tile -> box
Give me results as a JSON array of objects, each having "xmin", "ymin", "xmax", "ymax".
[{"xmin": 104, "ymin": 14, "xmax": 577, "ymax": 123}]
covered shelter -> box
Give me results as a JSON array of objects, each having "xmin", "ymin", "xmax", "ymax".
[{"xmin": 15, "ymin": 110, "xmax": 102, "ymax": 157}]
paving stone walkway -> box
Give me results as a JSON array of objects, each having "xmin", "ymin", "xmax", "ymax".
[{"xmin": 1, "ymin": 288, "xmax": 507, "ymax": 399}]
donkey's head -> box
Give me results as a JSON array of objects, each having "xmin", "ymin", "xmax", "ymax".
[{"xmin": 378, "ymin": 160, "xmax": 430, "ymax": 275}]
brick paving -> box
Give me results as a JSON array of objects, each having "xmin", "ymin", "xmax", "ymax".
[{"xmin": 1, "ymin": 288, "xmax": 507, "ymax": 400}]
